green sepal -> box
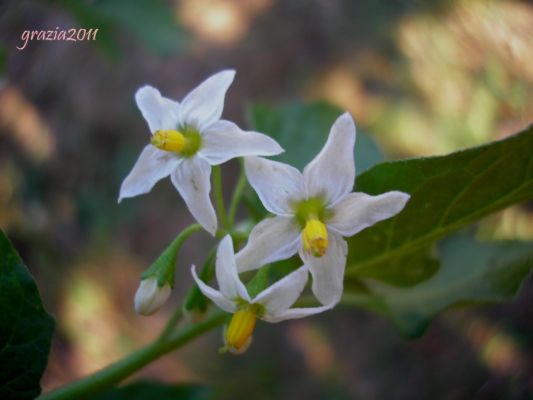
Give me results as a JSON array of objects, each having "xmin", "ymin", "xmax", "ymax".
[{"xmin": 141, "ymin": 224, "xmax": 202, "ymax": 288}]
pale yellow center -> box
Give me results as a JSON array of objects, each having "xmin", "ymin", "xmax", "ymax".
[{"xmin": 302, "ymin": 218, "xmax": 329, "ymax": 257}]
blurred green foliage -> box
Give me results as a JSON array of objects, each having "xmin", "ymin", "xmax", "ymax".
[
  {"xmin": 0, "ymin": 230, "xmax": 55, "ymax": 399},
  {"xmin": 88, "ymin": 382, "xmax": 210, "ymax": 400}
]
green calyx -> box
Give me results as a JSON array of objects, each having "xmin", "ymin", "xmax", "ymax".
[
  {"xmin": 292, "ymin": 197, "xmax": 330, "ymax": 228},
  {"xmin": 179, "ymin": 124, "xmax": 202, "ymax": 157},
  {"xmin": 235, "ymin": 298, "xmax": 266, "ymax": 318}
]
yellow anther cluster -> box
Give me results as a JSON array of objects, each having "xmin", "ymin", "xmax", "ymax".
[
  {"xmin": 302, "ymin": 218, "xmax": 329, "ymax": 257},
  {"xmin": 224, "ymin": 308, "xmax": 256, "ymax": 354},
  {"xmin": 151, "ymin": 130, "xmax": 186, "ymax": 152}
]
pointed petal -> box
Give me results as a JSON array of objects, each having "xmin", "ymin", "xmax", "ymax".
[
  {"xmin": 118, "ymin": 145, "xmax": 179, "ymax": 202},
  {"xmin": 235, "ymin": 216, "xmax": 300, "ymax": 272},
  {"xmin": 171, "ymin": 157, "xmax": 217, "ymax": 235},
  {"xmin": 300, "ymin": 230, "xmax": 347, "ymax": 305},
  {"xmin": 303, "ymin": 113, "xmax": 356, "ymax": 205},
  {"xmin": 328, "ymin": 191, "xmax": 410, "ymax": 237},
  {"xmin": 135, "ymin": 86, "xmax": 180, "ymax": 133},
  {"xmin": 215, "ymin": 235, "xmax": 251, "ymax": 302},
  {"xmin": 244, "ymin": 157, "xmax": 305, "ymax": 216},
  {"xmin": 263, "ymin": 303, "xmax": 334, "ymax": 323},
  {"xmin": 181, "ymin": 70, "xmax": 235, "ymax": 130},
  {"xmin": 254, "ymin": 266, "xmax": 308, "ymax": 316},
  {"xmin": 200, "ymin": 120, "xmax": 284, "ymax": 165},
  {"xmin": 191, "ymin": 265, "xmax": 236, "ymax": 313}
]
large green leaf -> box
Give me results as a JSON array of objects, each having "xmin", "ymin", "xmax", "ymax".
[
  {"xmin": 0, "ymin": 230, "xmax": 55, "ymax": 399},
  {"xmin": 343, "ymin": 233, "xmax": 533, "ymax": 337},
  {"xmin": 347, "ymin": 125, "xmax": 533, "ymax": 283},
  {"xmin": 88, "ymin": 381, "xmax": 211, "ymax": 400}
]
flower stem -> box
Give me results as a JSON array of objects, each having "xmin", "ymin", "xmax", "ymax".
[
  {"xmin": 38, "ymin": 311, "xmax": 226, "ymax": 400},
  {"xmin": 228, "ymin": 166, "xmax": 247, "ymax": 228},
  {"xmin": 212, "ymin": 165, "xmax": 228, "ymax": 229},
  {"xmin": 158, "ymin": 308, "xmax": 184, "ymax": 341}
]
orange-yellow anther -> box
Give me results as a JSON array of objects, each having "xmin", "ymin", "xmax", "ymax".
[
  {"xmin": 302, "ymin": 218, "xmax": 328, "ymax": 257},
  {"xmin": 151, "ymin": 130, "xmax": 186, "ymax": 152},
  {"xmin": 224, "ymin": 309, "xmax": 256, "ymax": 354}
]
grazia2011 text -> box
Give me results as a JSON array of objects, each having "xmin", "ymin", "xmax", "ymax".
[{"xmin": 17, "ymin": 27, "xmax": 99, "ymax": 50}]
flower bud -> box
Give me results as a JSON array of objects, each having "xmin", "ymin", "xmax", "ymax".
[{"xmin": 134, "ymin": 276, "xmax": 171, "ymax": 316}]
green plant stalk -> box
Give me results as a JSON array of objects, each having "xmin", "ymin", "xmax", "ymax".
[
  {"xmin": 183, "ymin": 247, "xmax": 217, "ymax": 312},
  {"xmin": 212, "ymin": 165, "xmax": 228, "ymax": 230},
  {"xmin": 38, "ymin": 311, "xmax": 226, "ymax": 400},
  {"xmin": 228, "ymin": 165, "xmax": 247, "ymax": 227},
  {"xmin": 158, "ymin": 308, "xmax": 184, "ymax": 341},
  {"xmin": 142, "ymin": 223, "xmax": 203, "ymax": 285}
]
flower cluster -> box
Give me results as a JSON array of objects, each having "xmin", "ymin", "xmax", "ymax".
[{"xmin": 120, "ymin": 70, "xmax": 410, "ymax": 353}]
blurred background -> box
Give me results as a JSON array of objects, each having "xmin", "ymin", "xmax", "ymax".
[{"xmin": 1, "ymin": 0, "xmax": 533, "ymax": 398}]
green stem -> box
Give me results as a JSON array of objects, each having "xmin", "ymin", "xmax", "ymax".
[
  {"xmin": 158, "ymin": 308, "xmax": 184, "ymax": 341},
  {"xmin": 183, "ymin": 247, "xmax": 217, "ymax": 312},
  {"xmin": 38, "ymin": 312, "xmax": 226, "ymax": 400},
  {"xmin": 228, "ymin": 166, "xmax": 247, "ymax": 228},
  {"xmin": 212, "ymin": 165, "xmax": 228, "ymax": 230},
  {"xmin": 142, "ymin": 223, "xmax": 202, "ymax": 284}
]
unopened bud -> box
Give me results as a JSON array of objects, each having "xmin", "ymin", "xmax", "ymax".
[{"xmin": 134, "ymin": 277, "xmax": 171, "ymax": 316}]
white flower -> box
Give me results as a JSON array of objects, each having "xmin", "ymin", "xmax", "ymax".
[
  {"xmin": 191, "ymin": 235, "xmax": 333, "ymax": 354},
  {"xmin": 235, "ymin": 113, "xmax": 410, "ymax": 305},
  {"xmin": 134, "ymin": 277, "xmax": 171, "ymax": 316},
  {"xmin": 118, "ymin": 70, "xmax": 283, "ymax": 235}
]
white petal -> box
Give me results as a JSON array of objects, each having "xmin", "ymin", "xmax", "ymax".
[
  {"xmin": 244, "ymin": 157, "xmax": 305, "ymax": 216},
  {"xmin": 171, "ymin": 157, "xmax": 217, "ymax": 235},
  {"xmin": 135, "ymin": 86, "xmax": 180, "ymax": 133},
  {"xmin": 328, "ymin": 191, "xmax": 410, "ymax": 237},
  {"xmin": 253, "ymin": 266, "xmax": 308, "ymax": 316},
  {"xmin": 235, "ymin": 217, "xmax": 300, "ymax": 272},
  {"xmin": 191, "ymin": 265, "xmax": 236, "ymax": 313},
  {"xmin": 181, "ymin": 70, "xmax": 235, "ymax": 130},
  {"xmin": 134, "ymin": 277, "xmax": 171, "ymax": 316},
  {"xmin": 303, "ymin": 113, "xmax": 356, "ymax": 206},
  {"xmin": 263, "ymin": 303, "xmax": 334, "ymax": 323},
  {"xmin": 200, "ymin": 120, "xmax": 284, "ymax": 165},
  {"xmin": 300, "ymin": 230, "xmax": 347, "ymax": 305},
  {"xmin": 118, "ymin": 145, "xmax": 180, "ymax": 202},
  {"xmin": 215, "ymin": 235, "xmax": 251, "ymax": 302}
]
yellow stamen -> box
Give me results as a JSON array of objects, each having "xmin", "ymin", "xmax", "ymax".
[
  {"xmin": 302, "ymin": 218, "xmax": 328, "ymax": 257},
  {"xmin": 224, "ymin": 309, "xmax": 256, "ymax": 354},
  {"xmin": 151, "ymin": 130, "xmax": 186, "ymax": 152}
]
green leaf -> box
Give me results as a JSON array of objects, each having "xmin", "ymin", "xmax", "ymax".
[
  {"xmin": 91, "ymin": 0, "xmax": 187, "ymax": 56},
  {"xmin": 344, "ymin": 233, "xmax": 533, "ymax": 337},
  {"xmin": 57, "ymin": 0, "xmax": 121, "ymax": 57},
  {"xmin": 60, "ymin": 0, "xmax": 187, "ymax": 57},
  {"xmin": 248, "ymin": 101, "xmax": 383, "ymax": 172},
  {"xmin": 88, "ymin": 381, "xmax": 211, "ymax": 400},
  {"xmin": 0, "ymin": 230, "xmax": 55, "ymax": 399},
  {"xmin": 346, "ymin": 125, "xmax": 533, "ymax": 283}
]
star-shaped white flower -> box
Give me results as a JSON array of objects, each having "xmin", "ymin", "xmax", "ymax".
[
  {"xmin": 235, "ymin": 113, "xmax": 410, "ymax": 305},
  {"xmin": 118, "ymin": 70, "xmax": 283, "ymax": 235},
  {"xmin": 191, "ymin": 235, "xmax": 333, "ymax": 354}
]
